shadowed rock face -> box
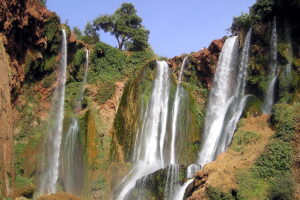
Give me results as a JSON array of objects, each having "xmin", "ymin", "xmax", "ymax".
[{"xmin": 168, "ymin": 37, "xmax": 226, "ymax": 89}]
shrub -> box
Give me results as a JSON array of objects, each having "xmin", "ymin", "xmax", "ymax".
[
  {"xmin": 231, "ymin": 131, "xmax": 261, "ymax": 152},
  {"xmin": 253, "ymin": 139, "xmax": 293, "ymax": 178},
  {"xmin": 231, "ymin": 13, "xmax": 252, "ymax": 32},
  {"xmin": 268, "ymin": 174, "xmax": 295, "ymax": 200},
  {"xmin": 95, "ymin": 81, "xmax": 116, "ymax": 104},
  {"xmin": 206, "ymin": 186, "xmax": 235, "ymax": 200},
  {"xmin": 270, "ymin": 104, "xmax": 296, "ymax": 141},
  {"xmin": 237, "ymin": 170, "xmax": 268, "ymax": 200}
]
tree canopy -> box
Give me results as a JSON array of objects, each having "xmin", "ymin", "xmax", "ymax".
[{"xmin": 93, "ymin": 3, "xmax": 149, "ymax": 51}]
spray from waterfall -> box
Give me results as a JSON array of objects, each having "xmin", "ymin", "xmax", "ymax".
[
  {"xmin": 114, "ymin": 61, "xmax": 171, "ymax": 200},
  {"xmin": 60, "ymin": 49, "xmax": 89, "ymax": 195},
  {"xmin": 262, "ymin": 17, "xmax": 278, "ymax": 114},
  {"xmin": 38, "ymin": 29, "xmax": 68, "ymax": 194}
]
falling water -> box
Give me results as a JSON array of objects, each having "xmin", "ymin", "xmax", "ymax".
[
  {"xmin": 284, "ymin": 19, "xmax": 293, "ymax": 83},
  {"xmin": 216, "ymin": 28, "xmax": 252, "ymax": 154},
  {"xmin": 76, "ymin": 49, "xmax": 89, "ymax": 110},
  {"xmin": 38, "ymin": 29, "xmax": 68, "ymax": 194},
  {"xmin": 115, "ymin": 61, "xmax": 171, "ymax": 200},
  {"xmin": 197, "ymin": 35, "xmax": 239, "ymax": 167},
  {"xmin": 262, "ymin": 17, "xmax": 278, "ymax": 114},
  {"xmin": 164, "ymin": 164, "xmax": 180, "ymax": 200},
  {"xmin": 170, "ymin": 56, "xmax": 188, "ymax": 164},
  {"xmin": 60, "ymin": 49, "xmax": 89, "ymax": 195},
  {"xmin": 175, "ymin": 29, "xmax": 252, "ymax": 200}
]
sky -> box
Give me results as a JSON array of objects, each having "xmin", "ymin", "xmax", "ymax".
[{"xmin": 47, "ymin": 0, "xmax": 256, "ymax": 58}]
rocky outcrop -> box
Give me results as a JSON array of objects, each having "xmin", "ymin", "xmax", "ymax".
[
  {"xmin": 186, "ymin": 115, "xmax": 275, "ymax": 200},
  {"xmin": 168, "ymin": 37, "xmax": 226, "ymax": 88},
  {"xmin": 0, "ymin": 38, "xmax": 14, "ymax": 197},
  {"xmin": 0, "ymin": 0, "xmax": 59, "ymax": 99}
]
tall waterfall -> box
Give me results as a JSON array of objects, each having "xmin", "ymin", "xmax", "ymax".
[
  {"xmin": 38, "ymin": 29, "xmax": 68, "ymax": 194},
  {"xmin": 170, "ymin": 56, "xmax": 188, "ymax": 164},
  {"xmin": 175, "ymin": 29, "xmax": 252, "ymax": 200},
  {"xmin": 197, "ymin": 36, "xmax": 239, "ymax": 167},
  {"xmin": 115, "ymin": 61, "xmax": 171, "ymax": 200},
  {"xmin": 60, "ymin": 49, "xmax": 89, "ymax": 195},
  {"xmin": 262, "ymin": 17, "xmax": 278, "ymax": 114},
  {"xmin": 163, "ymin": 57, "xmax": 188, "ymax": 200}
]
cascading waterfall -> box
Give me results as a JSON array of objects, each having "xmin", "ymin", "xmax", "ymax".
[
  {"xmin": 174, "ymin": 29, "xmax": 252, "ymax": 200},
  {"xmin": 163, "ymin": 57, "xmax": 188, "ymax": 200},
  {"xmin": 197, "ymin": 35, "xmax": 239, "ymax": 167},
  {"xmin": 60, "ymin": 49, "xmax": 89, "ymax": 195},
  {"xmin": 115, "ymin": 61, "xmax": 171, "ymax": 200},
  {"xmin": 262, "ymin": 17, "xmax": 278, "ymax": 114},
  {"xmin": 38, "ymin": 29, "xmax": 68, "ymax": 194},
  {"xmin": 170, "ymin": 56, "xmax": 188, "ymax": 164},
  {"xmin": 215, "ymin": 28, "xmax": 252, "ymax": 155}
]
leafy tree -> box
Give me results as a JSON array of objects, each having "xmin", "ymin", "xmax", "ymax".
[
  {"xmin": 73, "ymin": 26, "xmax": 83, "ymax": 38},
  {"xmin": 40, "ymin": 0, "xmax": 47, "ymax": 6},
  {"xmin": 93, "ymin": 3, "xmax": 149, "ymax": 51},
  {"xmin": 82, "ymin": 22, "xmax": 100, "ymax": 45}
]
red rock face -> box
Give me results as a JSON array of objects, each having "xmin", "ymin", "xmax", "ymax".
[
  {"xmin": 168, "ymin": 37, "xmax": 226, "ymax": 89},
  {"xmin": 0, "ymin": 0, "xmax": 57, "ymax": 197},
  {"xmin": 0, "ymin": 0, "xmax": 54, "ymax": 100}
]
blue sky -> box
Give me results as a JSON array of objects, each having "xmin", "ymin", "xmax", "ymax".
[{"xmin": 47, "ymin": 0, "xmax": 256, "ymax": 57}]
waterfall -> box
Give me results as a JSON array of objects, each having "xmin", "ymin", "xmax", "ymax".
[
  {"xmin": 60, "ymin": 49, "xmax": 89, "ymax": 195},
  {"xmin": 164, "ymin": 164, "xmax": 180, "ymax": 200},
  {"xmin": 197, "ymin": 35, "xmax": 239, "ymax": 167},
  {"xmin": 38, "ymin": 29, "xmax": 68, "ymax": 194},
  {"xmin": 262, "ymin": 17, "xmax": 278, "ymax": 114},
  {"xmin": 115, "ymin": 61, "xmax": 171, "ymax": 200},
  {"xmin": 175, "ymin": 29, "xmax": 252, "ymax": 200},
  {"xmin": 170, "ymin": 56, "xmax": 188, "ymax": 164},
  {"xmin": 76, "ymin": 49, "xmax": 89, "ymax": 110},
  {"xmin": 284, "ymin": 19, "xmax": 293, "ymax": 84}
]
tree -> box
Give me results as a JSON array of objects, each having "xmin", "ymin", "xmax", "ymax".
[
  {"xmin": 73, "ymin": 26, "xmax": 82, "ymax": 37},
  {"xmin": 93, "ymin": 3, "xmax": 149, "ymax": 51},
  {"xmin": 82, "ymin": 22, "xmax": 100, "ymax": 45}
]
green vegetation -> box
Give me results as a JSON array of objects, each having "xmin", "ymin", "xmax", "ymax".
[
  {"xmin": 233, "ymin": 103, "xmax": 298, "ymax": 200},
  {"xmin": 231, "ymin": 131, "xmax": 261, "ymax": 152},
  {"xmin": 270, "ymin": 104, "xmax": 296, "ymax": 141},
  {"xmin": 88, "ymin": 41, "xmax": 154, "ymax": 83},
  {"xmin": 236, "ymin": 170, "xmax": 268, "ymax": 200},
  {"xmin": 95, "ymin": 82, "xmax": 116, "ymax": 104},
  {"xmin": 93, "ymin": 3, "xmax": 150, "ymax": 51},
  {"xmin": 253, "ymin": 139, "xmax": 293, "ymax": 178},
  {"xmin": 206, "ymin": 186, "xmax": 235, "ymax": 200}
]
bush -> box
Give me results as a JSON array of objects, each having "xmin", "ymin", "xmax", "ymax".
[
  {"xmin": 270, "ymin": 104, "xmax": 296, "ymax": 141},
  {"xmin": 88, "ymin": 42, "xmax": 154, "ymax": 83},
  {"xmin": 95, "ymin": 81, "xmax": 116, "ymax": 104},
  {"xmin": 237, "ymin": 170, "xmax": 268, "ymax": 200},
  {"xmin": 231, "ymin": 13, "xmax": 252, "ymax": 32},
  {"xmin": 231, "ymin": 131, "xmax": 261, "ymax": 152},
  {"xmin": 206, "ymin": 186, "xmax": 235, "ymax": 200},
  {"xmin": 253, "ymin": 139, "xmax": 293, "ymax": 178},
  {"xmin": 268, "ymin": 174, "xmax": 295, "ymax": 200}
]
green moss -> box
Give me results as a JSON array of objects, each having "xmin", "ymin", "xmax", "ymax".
[
  {"xmin": 15, "ymin": 175, "xmax": 33, "ymax": 189},
  {"xmin": 268, "ymin": 173, "xmax": 295, "ymax": 200}
]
